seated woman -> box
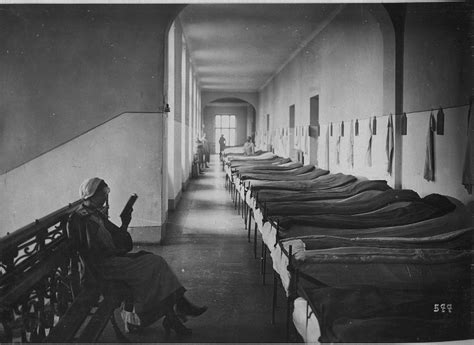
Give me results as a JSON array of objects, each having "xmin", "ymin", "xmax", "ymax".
[
  {"xmin": 243, "ymin": 136, "xmax": 255, "ymax": 155},
  {"xmin": 72, "ymin": 177, "xmax": 207, "ymax": 335}
]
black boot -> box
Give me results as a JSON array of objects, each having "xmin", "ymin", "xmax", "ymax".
[
  {"xmin": 162, "ymin": 313, "xmax": 192, "ymax": 336},
  {"xmin": 176, "ymin": 297, "xmax": 208, "ymax": 319}
]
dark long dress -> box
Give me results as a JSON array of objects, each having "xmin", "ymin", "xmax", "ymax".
[{"xmin": 72, "ymin": 204, "xmax": 184, "ymax": 326}]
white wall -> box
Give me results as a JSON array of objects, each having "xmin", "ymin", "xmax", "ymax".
[
  {"xmin": 0, "ymin": 113, "xmax": 166, "ymax": 242},
  {"xmin": 402, "ymin": 106, "xmax": 472, "ymax": 205},
  {"xmin": 257, "ymin": 3, "xmax": 472, "ymax": 206},
  {"xmin": 259, "ymin": 5, "xmax": 388, "ymax": 181}
]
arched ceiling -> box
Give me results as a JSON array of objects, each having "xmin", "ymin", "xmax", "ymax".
[{"xmin": 178, "ymin": 4, "xmax": 342, "ymax": 93}]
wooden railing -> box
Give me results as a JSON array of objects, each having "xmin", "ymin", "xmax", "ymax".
[{"xmin": 0, "ymin": 200, "xmax": 82, "ymax": 343}]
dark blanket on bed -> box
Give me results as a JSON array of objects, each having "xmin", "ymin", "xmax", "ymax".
[
  {"xmin": 255, "ymin": 179, "xmax": 391, "ymax": 202},
  {"xmin": 303, "ymin": 283, "xmax": 470, "ymax": 343},
  {"xmin": 229, "ymin": 157, "xmax": 289, "ymax": 168},
  {"xmin": 241, "ymin": 167, "xmax": 329, "ymax": 182},
  {"xmin": 266, "ymin": 189, "xmax": 419, "ymax": 216},
  {"xmin": 250, "ymin": 173, "xmax": 356, "ymax": 192},
  {"xmin": 287, "ymin": 227, "xmax": 473, "ymax": 251},
  {"xmin": 234, "ymin": 162, "xmax": 302, "ymax": 173},
  {"xmin": 238, "ymin": 164, "xmax": 315, "ymax": 179},
  {"xmin": 274, "ymin": 194, "xmax": 455, "ymax": 230}
]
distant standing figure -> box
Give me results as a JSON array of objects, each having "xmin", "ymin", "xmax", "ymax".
[
  {"xmin": 202, "ymin": 134, "xmax": 210, "ymax": 168},
  {"xmin": 196, "ymin": 139, "xmax": 204, "ymax": 171},
  {"xmin": 243, "ymin": 136, "xmax": 255, "ymax": 156},
  {"xmin": 219, "ymin": 134, "xmax": 226, "ymax": 156}
]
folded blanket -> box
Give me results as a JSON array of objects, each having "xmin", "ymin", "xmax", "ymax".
[
  {"xmin": 305, "ymin": 284, "xmax": 470, "ymax": 343},
  {"xmin": 239, "ymin": 164, "xmax": 315, "ymax": 179},
  {"xmin": 234, "ymin": 162, "xmax": 301, "ymax": 173},
  {"xmin": 266, "ymin": 189, "xmax": 419, "ymax": 216},
  {"xmin": 296, "ymin": 246, "xmax": 471, "ymax": 291},
  {"xmin": 274, "ymin": 197, "xmax": 471, "ymax": 239},
  {"xmin": 250, "ymin": 172, "xmax": 355, "ymax": 191},
  {"xmin": 241, "ymin": 167, "xmax": 329, "ymax": 181},
  {"xmin": 229, "ymin": 157, "xmax": 287, "ymax": 168},
  {"xmin": 284, "ymin": 227, "xmax": 473, "ymax": 251},
  {"xmin": 228, "ymin": 151, "xmax": 276, "ymax": 161},
  {"xmin": 255, "ymin": 179, "xmax": 390, "ymax": 202},
  {"xmin": 274, "ymin": 194, "xmax": 456, "ymax": 230}
]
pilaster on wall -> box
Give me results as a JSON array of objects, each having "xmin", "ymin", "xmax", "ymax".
[{"xmin": 383, "ymin": 4, "xmax": 406, "ymax": 189}]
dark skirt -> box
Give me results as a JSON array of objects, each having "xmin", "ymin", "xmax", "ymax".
[{"xmin": 98, "ymin": 251, "xmax": 184, "ymax": 326}]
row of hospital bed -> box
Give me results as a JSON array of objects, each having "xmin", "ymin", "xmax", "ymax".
[{"xmin": 222, "ymin": 148, "xmax": 473, "ymax": 343}]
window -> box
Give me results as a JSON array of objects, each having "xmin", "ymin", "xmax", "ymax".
[{"xmin": 215, "ymin": 114, "xmax": 236, "ymax": 153}]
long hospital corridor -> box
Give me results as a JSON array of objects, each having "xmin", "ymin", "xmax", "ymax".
[
  {"xmin": 100, "ymin": 155, "xmax": 288, "ymax": 343},
  {"xmin": 0, "ymin": 2, "xmax": 473, "ymax": 344}
]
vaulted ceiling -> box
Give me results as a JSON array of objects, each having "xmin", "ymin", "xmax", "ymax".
[{"xmin": 178, "ymin": 4, "xmax": 342, "ymax": 93}]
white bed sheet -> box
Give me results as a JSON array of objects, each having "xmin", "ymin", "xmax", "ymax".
[{"xmin": 293, "ymin": 297, "xmax": 321, "ymax": 344}]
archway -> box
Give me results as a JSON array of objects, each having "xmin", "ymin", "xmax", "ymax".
[{"xmin": 202, "ymin": 97, "xmax": 256, "ymax": 153}]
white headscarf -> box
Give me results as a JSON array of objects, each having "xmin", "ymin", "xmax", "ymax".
[{"xmin": 79, "ymin": 177, "xmax": 105, "ymax": 200}]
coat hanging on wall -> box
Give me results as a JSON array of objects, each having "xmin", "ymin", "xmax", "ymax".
[
  {"xmin": 303, "ymin": 125, "xmax": 310, "ymax": 154},
  {"xmin": 325, "ymin": 124, "xmax": 330, "ymax": 170},
  {"xmin": 347, "ymin": 119, "xmax": 354, "ymax": 168},
  {"xmin": 436, "ymin": 108, "xmax": 445, "ymax": 135},
  {"xmin": 386, "ymin": 114, "xmax": 394, "ymax": 175},
  {"xmin": 423, "ymin": 112, "xmax": 436, "ymax": 181},
  {"xmin": 366, "ymin": 118, "xmax": 373, "ymax": 167},
  {"xmin": 462, "ymin": 98, "xmax": 474, "ymax": 193},
  {"xmin": 336, "ymin": 122, "xmax": 341, "ymax": 165}
]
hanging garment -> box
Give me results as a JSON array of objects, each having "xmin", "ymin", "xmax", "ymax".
[
  {"xmin": 336, "ymin": 123, "xmax": 341, "ymax": 165},
  {"xmin": 366, "ymin": 118, "xmax": 373, "ymax": 167},
  {"xmin": 386, "ymin": 114, "xmax": 394, "ymax": 175},
  {"xmin": 462, "ymin": 99, "xmax": 474, "ymax": 193},
  {"xmin": 296, "ymin": 126, "xmax": 302, "ymax": 149},
  {"xmin": 304, "ymin": 126, "xmax": 312, "ymax": 153},
  {"xmin": 325, "ymin": 125, "xmax": 330, "ymax": 170},
  {"xmin": 347, "ymin": 120, "xmax": 354, "ymax": 168},
  {"xmin": 423, "ymin": 113, "xmax": 436, "ymax": 181}
]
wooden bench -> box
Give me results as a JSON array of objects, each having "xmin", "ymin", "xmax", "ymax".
[{"xmin": 0, "ymin": 200, "xmax": 129, "ymax": 343}]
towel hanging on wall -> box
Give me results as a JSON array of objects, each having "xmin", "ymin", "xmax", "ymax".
[
  {"xmin": 423, "ymin": 112, "xmax": 436, "ymax": 181},
  {"xmin": 303, "ymin": 125, "xmax": 310, "ymax": 154},
  {"xmin": 347, "ymin": 120, "xmax": 354, "ymax": 168},
  {"xmin": 325, "ymin": 124, "xmax": 330, "ymax": 170},
  {"xmin": 386, "ymin": 114, "xmax": 394, "ymax": 175},
  {"xmin": 294, "ymin": 126, "xmax": 301, "ymax": 150},
  {"xmin": 336, "ymin": 122, "xmax": 341, "ymax": 165},
  {"xmin": 366, "ymin": 117, "xmax": 373, "ymax": 167},
  {"xmin": 462, "ymin": 98, "xmax": 474, "ymax": 193}
]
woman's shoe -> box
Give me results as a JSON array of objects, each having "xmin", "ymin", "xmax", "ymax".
[
  {"xmin": 176, "ymin": 297, "xmax": 208, "ymax": 318},
  {"xmin": 162, "ymin": 315, "xmax": 192, "ymax": 336}
]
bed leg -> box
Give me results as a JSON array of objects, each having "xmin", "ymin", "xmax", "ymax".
[
  {"xmin": 247, "ymin": 210, "xmax": 251, "ymax": 242},
  {"xmin": 234, "ymin": 184, "xmax": 237, "ymax": 210},
  {"xmin": 254, "ymin": 222, "xmax": 257, "ymax": 259},
  {"xmin": 242, "ymin": 197, "xmax": 246, "ymax": 221},
  {"xmin": 261, "ymin": 242, "xmax": 267, "ymax": 285},
  {"xmin": 286, "ymin": 295, "xmax": 292, "ymax": 342},
  {"xmin": 247, "ymin": 207, "xmax": 252, "ymax": 233},
  {"xmin": 237, "ymin": 191, "xmax": 241, "ymax": 215},
  {"xmin": 272, "ymin": 271, "xmax": 278, "ymax": 325}
]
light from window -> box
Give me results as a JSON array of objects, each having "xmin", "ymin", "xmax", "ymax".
[{"xmin": 215, "ymin": 114, "xmax": 236, "ymax": 153}]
